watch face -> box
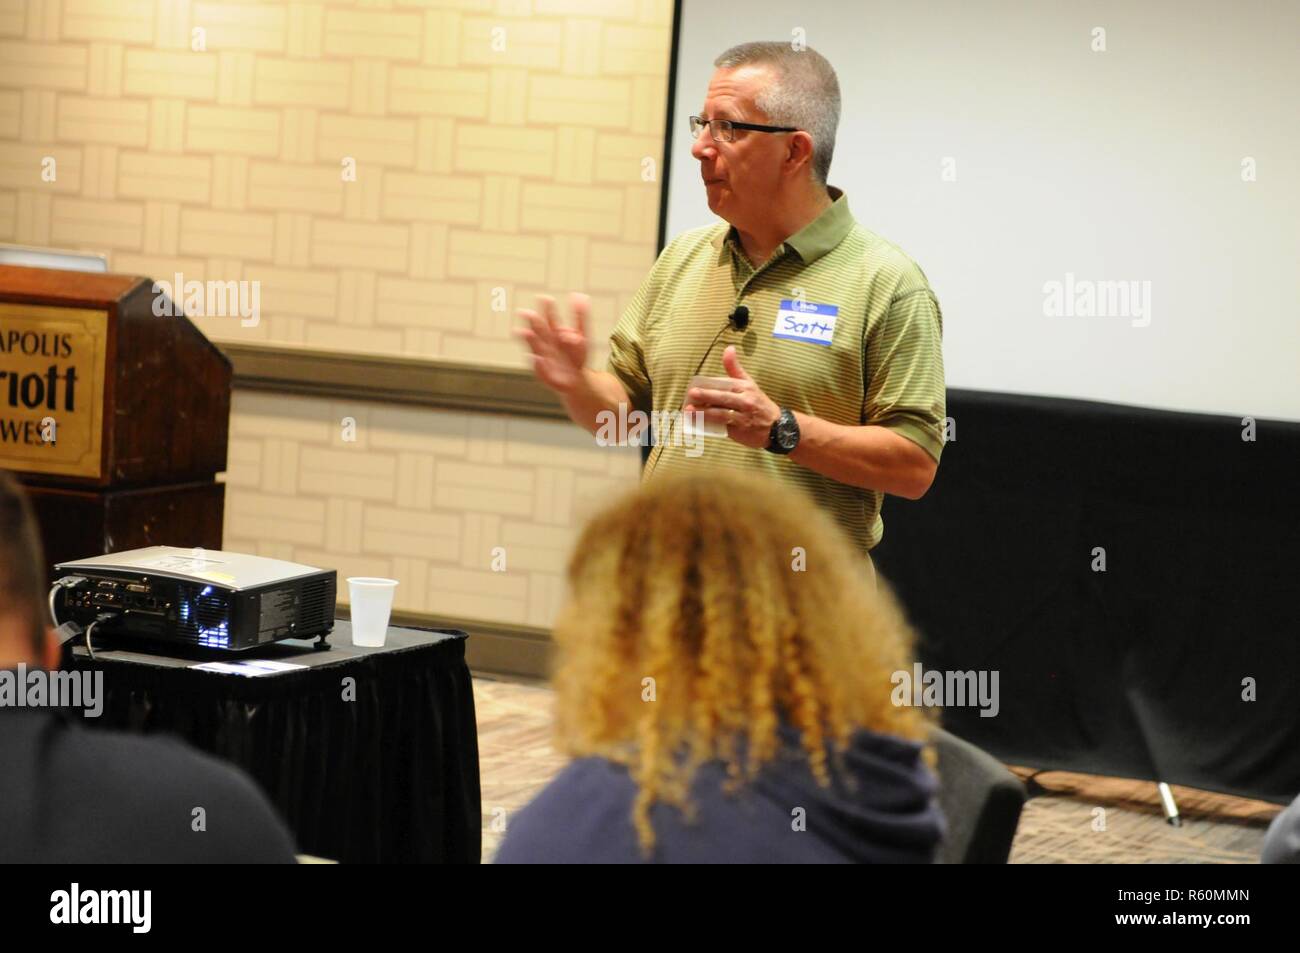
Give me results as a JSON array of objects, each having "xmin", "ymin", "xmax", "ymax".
[{"xmin": 776, "ymin": 412, "xmax": 799, "ymax": 451}]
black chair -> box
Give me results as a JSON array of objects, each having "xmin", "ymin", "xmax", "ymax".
[{"xmin": 932, "ymin": 726, "xmax": 1026, "ymax": 863}]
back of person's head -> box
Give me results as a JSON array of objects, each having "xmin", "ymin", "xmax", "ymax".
[
  {"xmin": 551, "ymin": 469, "xmax": 932, "ymax": 849},
  {"xmin": 0, "ymin": 470, "xmax": 50, "ymax": 666},
  {"xmin": 0, "ymin": 470, "xmax": 299, "ymax": 863}
]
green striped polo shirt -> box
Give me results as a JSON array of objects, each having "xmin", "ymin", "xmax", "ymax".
[{"xmin": 605, "ymin": 187, "xmax": 945, "ymax": 554}]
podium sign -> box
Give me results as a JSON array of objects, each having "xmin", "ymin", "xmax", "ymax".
[
  {"xmin": 0, "ymin": 302, "xmax": 108, "ymax": 478},
  {"xmin": 0, "ymin": 263, "xmax": 231, "ymax": 576}
]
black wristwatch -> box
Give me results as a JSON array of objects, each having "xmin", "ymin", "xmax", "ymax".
[{"xmin": 766, "ymin": 407, "xmax": 800, "ymax": 455}]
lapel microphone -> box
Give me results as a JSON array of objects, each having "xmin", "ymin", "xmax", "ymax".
[{"xmin": 690, "ymin": 305, "xmax": 753, "ymax": 380}]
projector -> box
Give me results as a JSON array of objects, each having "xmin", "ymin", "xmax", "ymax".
[{"xmin": 53, "ymin": 547, "xmax": 336, "ymax": 652}]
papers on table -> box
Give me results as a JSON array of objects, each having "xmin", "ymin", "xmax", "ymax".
[{"xmin": 189, "ymin": 659, "xmax": 307, "ymax": 677}]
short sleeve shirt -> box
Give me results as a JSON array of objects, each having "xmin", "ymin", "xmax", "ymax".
[{"xmin": 605, "ymin": 187, "xmax": 946, "ymax": 553}]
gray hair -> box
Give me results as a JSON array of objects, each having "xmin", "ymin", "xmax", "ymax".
[{"xmin": 713, "ymin": 41, "xmax": 841, "ymax": 187}]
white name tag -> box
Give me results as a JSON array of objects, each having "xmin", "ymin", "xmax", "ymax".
[{"xmin": 773, "ymin": 299, "xmax": 838, "ymax": 346}]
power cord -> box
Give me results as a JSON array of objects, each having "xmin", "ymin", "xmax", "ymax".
[
  {"xmin": 47, "ymin": 575, "xmax": 87, "ymax": 627},
  {"xmin": 82, "ymin": 613, "xmax": 116, "ymax": 661},
  {"xmin": 46, "ymin": 577, "xmax": 114, "ymax": 660}
]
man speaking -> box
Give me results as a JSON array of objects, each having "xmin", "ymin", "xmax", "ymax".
[{"xmin": 517, "ymin": 41, "xmax": 945, "ymax": 561}]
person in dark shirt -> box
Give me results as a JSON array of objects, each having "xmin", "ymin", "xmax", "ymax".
[
  {"xmin": 496, "ymin": 470, "xmax": 944, "ymax": 864},
  {"xmin": 0, "ymin": 470, "xmax": 297, "ymax": 863},
  {"xmin": 1262, "ymin": 793, "xmax": 1300, "ymax": 864}
]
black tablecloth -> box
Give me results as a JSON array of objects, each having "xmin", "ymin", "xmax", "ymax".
[{"xmin": 71, "ymin": 622, "xmax": 480, "ymax": 863}]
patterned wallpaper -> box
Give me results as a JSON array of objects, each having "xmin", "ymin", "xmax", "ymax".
[
  {"xmin": 0, "ymin": 0, "xmax": 676, "ymax": 632},
  {"xmin": 0, "ymin": 0, "xmax": 672, "ymax": 365},
  {"xmin": 224, "ymin": 390, "xmax": 642, "ymax": 626}
]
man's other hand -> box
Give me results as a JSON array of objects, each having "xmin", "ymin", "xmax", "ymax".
[{"xmin": 685, "ymin": 345, "xmax": 782, "ymax": 449}]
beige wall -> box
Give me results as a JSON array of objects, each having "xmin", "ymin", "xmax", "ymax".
[
  {"xmin": 0, "ymin": 0, "xmax": 675, "ymax": 633},
  {"xmin": 0, "ymin": 0, "xmax": 672, "ymax": 364},
  {"xmin": 225, "ymin": 390, "xmax": 641, "ymax": 627}
]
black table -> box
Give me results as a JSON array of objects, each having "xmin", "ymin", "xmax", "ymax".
[{"xmin": 71, "ymin": 621, "xmax": 480, "ymax": 863}]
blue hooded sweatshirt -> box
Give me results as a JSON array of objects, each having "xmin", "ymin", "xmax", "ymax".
[{"xmin": 496, "ymin": 724, "xmax": 944, "ymax": 864}]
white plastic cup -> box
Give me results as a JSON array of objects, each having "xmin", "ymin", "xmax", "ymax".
[
  {"xmin": 681, "ymin": 375, "xmax": 737, "ymax": 439},
  {"xmin": 347, "ymin": 577, "xmax": 399, "ymax": 647}
]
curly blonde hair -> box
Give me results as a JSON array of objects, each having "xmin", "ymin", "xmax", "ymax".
[{"xmin": 551, "ymin": 469, "xmax": 932, "ymax": 852}]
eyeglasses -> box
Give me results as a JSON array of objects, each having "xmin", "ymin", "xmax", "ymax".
[{"xmin": 689, "ymin": 115, "xmax": 798, "ymax": 143}]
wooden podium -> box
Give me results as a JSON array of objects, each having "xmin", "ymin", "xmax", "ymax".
[{"xmin": 0, "ymin": 264, "xmax": 231, "ymax": 576}]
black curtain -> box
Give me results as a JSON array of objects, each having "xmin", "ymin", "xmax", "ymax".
[{"xmin": 871, "ymin": 389, "xmax": 1300, "ymax": 803}]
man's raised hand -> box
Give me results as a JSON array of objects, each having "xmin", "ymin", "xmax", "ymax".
[{"xmin": 515, "ymin": 293, "xmax": 591, "ymax": 395}]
